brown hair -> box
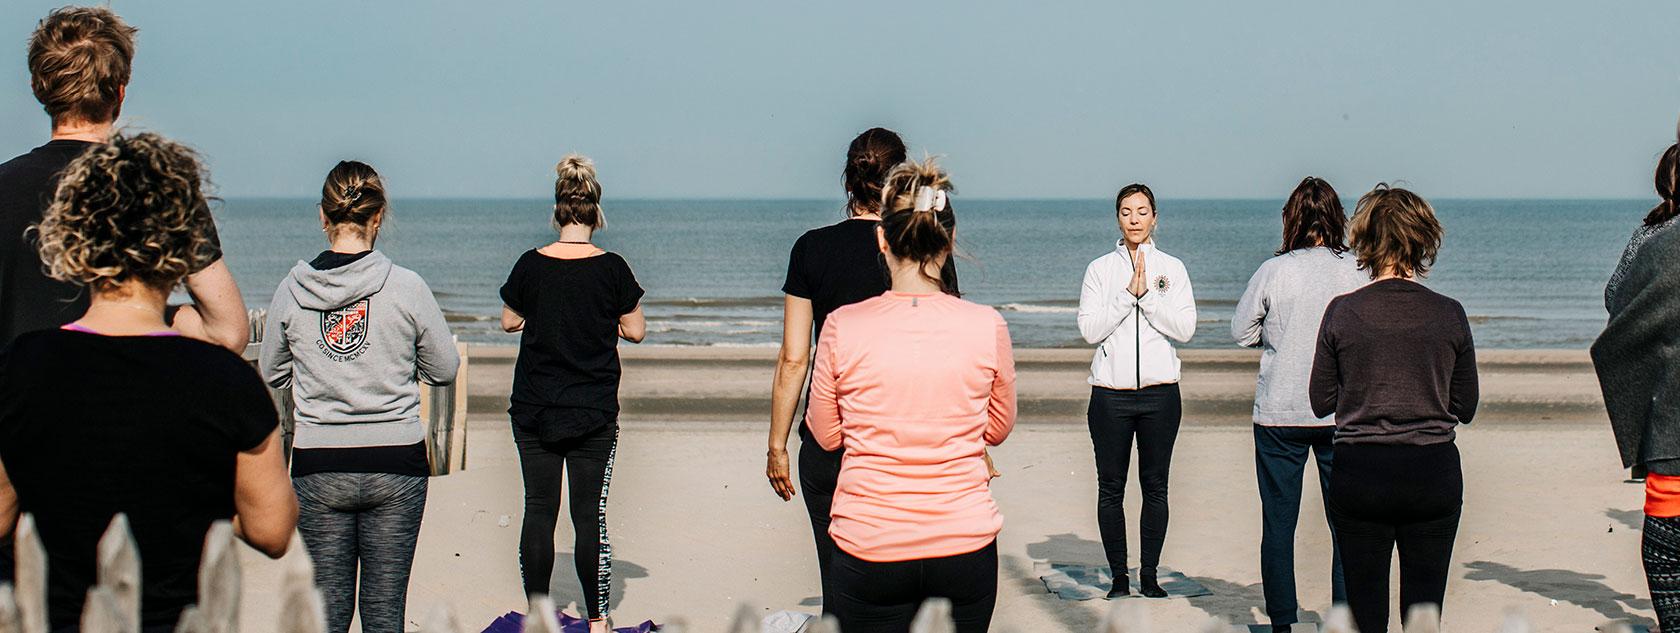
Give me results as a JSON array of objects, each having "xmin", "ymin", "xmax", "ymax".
[
  {"xmin": 1115, "ymin": 183, "xmax": 1156, "ymax": 214},
  {"xmin": 879, "ymin": 157, "xmax": 956, "ymax": 291},
  {"xmin": 1278, "ymin": 176, "xmax": 1348, "ymax": 255},
  {"xmin": 320, "ymin": 160, "xmax": 387, "ymax": 236},
  {"xmin": 35, "ymin": 132, "xmax": 216, "ymax": 292},
  {"xmin": 1348, "ymin": 184, "xmax": 1443, "ymax": 279},
  {"xmin": 28, "ymin": 6, "xmax": 137, "ymax": 127},
  {"xmin": 844, "ymin": 128, "xmax": 907, "ymax": 215},
  {"xmin": 1646, "ymin": 144, "xmax": 1680, "ymax": 227},
  {"xmin": 553, "ymin": 154, "xmax": 604, "ymax": 230}
]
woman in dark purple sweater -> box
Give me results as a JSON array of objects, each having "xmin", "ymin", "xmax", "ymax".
[{"xmin": 1308, "ymin": 184, "xmax": 1478, "ymax": 633}]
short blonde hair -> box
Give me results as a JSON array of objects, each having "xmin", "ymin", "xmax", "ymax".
[
  {"xmin": 35, "ymin": 133, "xmax": 217, "ymax": 292},
  {"xmin": 28, "ymin": 6, "xmax": 137, "ymax": 127},
  {"xmin": 1349, "ymin": 183, "xmax": 1443, "ymax": 279}
]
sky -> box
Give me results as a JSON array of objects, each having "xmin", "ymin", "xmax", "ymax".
[{"xmin": 2, "ymin": 1, "xmax": 1678, "ymax": 199}]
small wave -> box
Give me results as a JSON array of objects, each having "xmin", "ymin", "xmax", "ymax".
[
  {"xmin": 443, "ymin": 312, "xmax": 498, "ymax": 323},
  {"xmin": 996, "ymin": 303, "xmax": 1078, "ymax": 314},
  {"xmin": 1467, "ymin": 315, "xmax": 1542, "ymax": 324},
  {"xmin": 643, "ymin": 296, "xmax": 784, "ymax": 309}
]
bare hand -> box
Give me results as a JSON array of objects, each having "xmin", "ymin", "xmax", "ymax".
[
  {"xmin": 983, "ymin": 450, "xmax": 1001, "ymax": 480},
  {"xmin": 767, "ymin": 448, "xmax": 797, "ymax": 501},
  {"xmin": 1127, "ymin": 249, "xmax": 1148, "ymax": 297}
]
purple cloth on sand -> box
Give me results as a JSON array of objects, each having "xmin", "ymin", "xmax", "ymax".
[{"xmin": 482, "ymin": 611, "xmax": 657, "ymax": 633}]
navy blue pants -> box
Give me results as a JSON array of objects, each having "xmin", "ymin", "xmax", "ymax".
[{"xmin": 1254, "ymin": 424, "xmax": 1346, "ymax": 629}]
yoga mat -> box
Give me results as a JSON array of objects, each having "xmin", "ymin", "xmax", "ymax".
[
  {"xmin": 1033, "ymin": 561, "xmax": 1212, "ymax": 601},
  {"xmin": 480, "ymin": 610, "xmax": 657, "ymax": 633}
]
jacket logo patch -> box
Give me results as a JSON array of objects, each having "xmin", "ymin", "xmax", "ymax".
[
  {"xmin": 318, "ymin": 299, "xmax": 370, "ymax": 361},
  {"xmin": 1152, "ymin": 275, "xmax": 1172, "ymax": 293}
]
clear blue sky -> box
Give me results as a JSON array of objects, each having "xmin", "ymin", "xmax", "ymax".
[{"xmin": 2, "ymin": 1, "xmax": 1677, "ymax": 199}]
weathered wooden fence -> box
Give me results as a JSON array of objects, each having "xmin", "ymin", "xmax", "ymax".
[{"xmin": 0, "ymin": 513, "xmax": 1644, "ymax": 633}]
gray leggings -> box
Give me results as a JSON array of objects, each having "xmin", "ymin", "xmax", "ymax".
[{"xmin": 293, "ymin": 472, "xmax": 428, "ymax": 633}]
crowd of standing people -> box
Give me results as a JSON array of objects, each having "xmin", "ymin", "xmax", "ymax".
[{"xmin": 0, "ymin": 4, "xmax": 1673, "ymax": 633}]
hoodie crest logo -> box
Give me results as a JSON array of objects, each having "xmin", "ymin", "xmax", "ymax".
[
  {"xmin": 1152, "ymin": 275, "xmax": 1171, "ymax": 293},
  {"xmin": 319, "ymin": 299, "xmax": 370, "ymax": 360}
]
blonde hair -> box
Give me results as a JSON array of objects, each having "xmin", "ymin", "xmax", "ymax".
[
  {"xmin": 1349, "ymin": 183, "xmax": 1443, "ymax": 279},
  {"xmin": 878, "ymin": 157, "xmax": 956, "ymax": 290},
  {"xmin": 320, "ymin": 160, "xmax": 388, "ymax": 237},
  {"xmin": 553, "ymin": 154, "xmax": 605, "ymax": 230},
  {"xmin": 35, "ymin": 132, "xmax": 217, "ymax": 292},
  {"xmin": 28, "ymin": 6, "xmax": 137, "ymax": 127}
]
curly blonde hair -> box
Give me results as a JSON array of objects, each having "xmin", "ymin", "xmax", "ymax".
[{"xmin": 35, "ymin": 132, "xmax": 217, "ymax": 292}]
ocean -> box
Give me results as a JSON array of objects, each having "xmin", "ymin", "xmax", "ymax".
[{"xmin": 214, "ymin": 198, "xmax": 1644, "ymax": 349}]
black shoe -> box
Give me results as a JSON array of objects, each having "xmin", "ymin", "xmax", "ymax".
[
  {"xmin": 1139, "ymin": 568, "xmax": 1167, "ymax": 598},
  {"xmin": 1106, "ymin": 574, "xmax": 1131, "ymax": 599}
]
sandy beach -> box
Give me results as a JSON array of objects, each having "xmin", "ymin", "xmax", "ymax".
[{"xmin": 232, "ymin": 345, "xmax": 1647, "ymax": 632}]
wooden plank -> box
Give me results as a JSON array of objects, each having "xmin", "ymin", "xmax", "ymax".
[
  {"xmin": 194, "ymin": 522, "xmax": 239, "ymax": 633},
  {"xmin": 78, "ymin": 587, "xmax": 124, "ymax": 633},
  {"xmin": 909, "ymin": 598, "xmax": 953, "ymax": 633},
  {"xmin": 520, "ymin": 596, "xmax": 560, "ymax": 633},
  {"xmin": 95, "ymin": 514, "xmax": 140, "ymax": 631},
  {"xmin": 14, "ymin": 515, "xmax": 48, "ymax": 633}
]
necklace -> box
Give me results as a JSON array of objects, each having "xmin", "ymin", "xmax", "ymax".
[{"xmin": 556, "ymin": 240, "xmax": 593, "ymax": 245}]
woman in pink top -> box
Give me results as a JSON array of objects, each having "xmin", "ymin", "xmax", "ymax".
[{"xmin": 806, "ymin": 158, "xmax": 1017, "ymax": 633}]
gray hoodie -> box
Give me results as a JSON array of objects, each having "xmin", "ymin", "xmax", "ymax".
[{"xmin": 259, "ymin": 251, "xmax": 460, "ymax": 450}]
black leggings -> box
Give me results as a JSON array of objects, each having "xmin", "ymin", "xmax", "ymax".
[
  {"xmin": 1087, "ymin": 384, "xmax": 1182, "ymax": 577},
  {"xmin": 1646, "ymin": 514, "xmax": 1680, "ymax": 632},
  {"xmin": 798, "ymin": 423, "xmax": 845, "ymax": 614},
  {"xmin": 1328, "ymin": 442, "xmax": 1462, "ymax": 633},
  {"xmin": 829, "ymin": 541, "xmax": 998, "ymax": 633},
  {"xmin": 515, "ymin": 422, "xmax": 619, "ymax": 620}
]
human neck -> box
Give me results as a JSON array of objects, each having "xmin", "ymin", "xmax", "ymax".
[
  {"xmin": 75, "ymin": 282, "xmax": 171, "ymax": 335},
  {"xmin": 328, "ymin": 230, "xmax": 375, "ymax": 254},
  {"xmin": 1374, "ymin": 267, "xmax": 1413, "ymax": 282},
  {"xmin": 51, "ymin": 119, "xmax": 115, "ymax": 143},
  {"xmin": 556, "ymin": 224, "xmax": 594, "ymax": 243},
  {"xmin": 848, "ymin": 206, "xmax": 881, "ymax": 221},
  {"xmin": 887, "ymin": 259, "xmax": 944, "ymax": 295}
]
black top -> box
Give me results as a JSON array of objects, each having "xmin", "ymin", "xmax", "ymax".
[
  {"xmin": 1308, "ymin": 279, "xmax": 1479, "ymax": 445},
  {"xmin": 500, "ymin": 250, "xmax": 644, "ymax": 440},
  {"xmin": 0, "ymin": 140, "xmax": 223, "ymax": 348},
  {"xmin": 290, "ymin": 249, "xmax": 428, "ymax": 477},
  {"xmin": 0, "ymin": 330, "xmax": 277, "ymax": 628},
  {"xmin": 782, "ymin": 218, "xmax": 891, "ymax": 344}
]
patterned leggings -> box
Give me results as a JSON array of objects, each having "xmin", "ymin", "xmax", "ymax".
[
  {"xmin": 515, "ymin": 423, "xmax": 619, "ymax": 620},
  {"xmin": 1648, "ymin": 515, "xmax": 1680, "ymax": 631}
]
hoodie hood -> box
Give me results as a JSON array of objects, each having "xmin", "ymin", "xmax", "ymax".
[{"xmin": 287, "ymin": 250, "xmax": 393, "ymax": 310}]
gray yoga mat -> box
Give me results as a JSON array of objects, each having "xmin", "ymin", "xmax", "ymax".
[{"xmin": 1033, "ymin": 561, "xmax": 1212, "ymax": 601}]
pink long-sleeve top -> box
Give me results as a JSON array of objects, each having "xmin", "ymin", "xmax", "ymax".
[{"xmin": 807, "ymin": 291, "xmax": 1018, "ymax": 562}]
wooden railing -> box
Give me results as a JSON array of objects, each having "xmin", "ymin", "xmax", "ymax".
[{"xmin": 0, "ymin": 513, "xmax": 1643, "ymax": 633}]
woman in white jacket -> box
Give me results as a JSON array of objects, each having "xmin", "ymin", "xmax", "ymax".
[{"xmin": 1076, "ymin": 183, "xmax": 1197, "ymax": 599}]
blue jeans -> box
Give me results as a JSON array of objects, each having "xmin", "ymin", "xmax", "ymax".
[
  {"xmin": 293, "ymin": 472, "xmax": 429, "ymax": 633},
  {"xmin": 1254, "ymin": 424, "xmax": 1345, "ymax": 629}
]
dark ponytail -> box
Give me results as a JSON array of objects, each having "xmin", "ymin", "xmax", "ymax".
[
  {"xmin": 879, "ymin": 157, "xmax": 955, "ymax": 292},
  {"xmin": 1646, "ymin": 143, "xmax": 1680, "ymax": 227},
  {"xmin": 843, "ymin": 128, "xmax": 907, "ymax": 216},
  {"xmin": 320, "ymin": 160, "xmax": 387, "ymax": 233}
]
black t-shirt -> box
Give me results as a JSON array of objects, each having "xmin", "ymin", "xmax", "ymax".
[
  {"xmin": 781, "ymin": 219, "xmax": 891, "ymax": 341},
  {"xmin": 0, "ymin": 330, "xmax": 277, "ymax": 629},
  {"xmin": 500, "ymin": 250, "xmax": 644, "ymax": 439},
  {"xmin": 0, "ymin": 140, "xmax": 224, "ymax": 348}
]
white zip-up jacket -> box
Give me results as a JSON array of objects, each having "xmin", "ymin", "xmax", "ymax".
[{"xmin": 1077, "ymin": 240, "xmax": 1197, "ymax": 390}]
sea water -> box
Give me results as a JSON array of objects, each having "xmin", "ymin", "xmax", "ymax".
[{"xmin": 215, "ymin": 198, "xmax": 1642, "ymax": 349}]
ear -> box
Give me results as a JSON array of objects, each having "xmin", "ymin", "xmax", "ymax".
[
  {"xmin": 319, "ymin": 206, "xmax": 330, "ymax": 231},
  {"xmin": 876, "ymin": 225, "xmax": 889, "ymax": 254}
]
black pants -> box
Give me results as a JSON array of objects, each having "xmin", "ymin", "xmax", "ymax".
[
  {"xmin": 1328, "ymin": 442, "xmax": 1461, "ymax": 633},
  {"xmin": 829, "ymin": 541, "xmax": 998, "ymax": 633},
  {"xmin": 515, "ymin": 422, "xmax": 619, "ymax": 620},
  {"xmin": 1645, "ymin": 514, "xmax": 1680, "ymax": 632},
  {"xmin": 1087, "ymin": 384, "xmax": 1181, "ymax": 577},
  {"xmin": 1254, "ymin": 424, "xmax": 1345, "ymax": 628},
  {"xmin": 799, "ymin": 423, "xmax": 845, "ymax": 614}
]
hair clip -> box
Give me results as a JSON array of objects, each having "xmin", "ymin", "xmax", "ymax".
[
  {"xmin": 343, "ymin": 186, "xmax": 361, "ymax": 202},
  {"xmin": 913, "ymin": 187, "xmax": 947, "ymax": 213}
]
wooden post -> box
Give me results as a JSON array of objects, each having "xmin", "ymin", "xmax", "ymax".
[
  {"xmin": 520, "ymin": 596, "xmax": 561, "ymax": 633},
  {"xmin": 78, "ymin": 587, "xmax": 125, "ymax": 633},
  {"xmin": 15, "ymin": 515, "xmax": 48, "ymax": 633},
  {"xmin": 909, "ymin": 598, "xmax": 954, "ymax": 633},
  {"xmin": 1098, "ymin": 601, "xmax": 1148, "ymax": 633},
  {"xmin": 278, "ymin": 537, "xmax": 323, "ymax": 633},
  {"xmin": 725, "ymin": 603, "xmax": 757, "ymax": 633},
  {"xmin": 805, "ymin": 614, "xmax": 842, "ymax": 633},
  {"xmin": 95, "ymin": 515, "xmax": 140, "ymax": 632},
  {"xmin": 1321, "ymin": 605, "xmax": 1356, "ymax": 633},
  {"xmin": 452, "ymin": 341, "xmax": 470, "ymax": 471},
  {"xmin": 1402, "ymin": 603, "xmax": 1441, "ymax": 633},
  {"xmin": 0, "ymin": 583, "xmax": 24, "ymax": 633},
  {"xmin": 193, "ymin": 522, "xmax": 239, "ymax": 633},
  {"xmin": 418, "ymin": 605, "xmax": 464, "ymax": 633}
]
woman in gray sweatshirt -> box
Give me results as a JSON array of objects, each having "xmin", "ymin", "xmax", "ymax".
[
  {"xmin": 1231, "ymin": 176, "xmax": 1366, "ymax": 633},
  {"xmin": 259, "ymin": 161, "xmax": 460, "ymax": 633}
]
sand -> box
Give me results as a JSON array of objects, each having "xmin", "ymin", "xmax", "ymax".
[{"xmin": 230, "ymin": 345, "xmax": 1649, "ymax": 632}]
